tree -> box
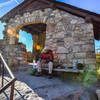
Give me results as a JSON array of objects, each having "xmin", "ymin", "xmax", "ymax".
[
  {"xmin": 96, "ymin": 52, "xmax": 100, "ymax": 68},
  {"xmin": 75, "ymin": 67, "xmax": 98, "ymax": 100}
]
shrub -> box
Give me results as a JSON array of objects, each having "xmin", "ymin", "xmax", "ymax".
[
  {"xmin": 78, "ymin": 66, "xmax": 98, "ymax": 88},
  {"xmin": 29, "ymin": 69, "xmax": 36, "ymax": 75},
  {"xmin": 77, "ymin": 63, "xmax": 85, "ymax": 70}
]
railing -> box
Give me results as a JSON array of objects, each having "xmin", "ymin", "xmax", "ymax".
[{"xmin": 0, "ymin": 53, "xmax": 16, "ymax": 100}]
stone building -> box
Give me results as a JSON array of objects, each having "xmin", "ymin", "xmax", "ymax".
[{"xmin": 0, "ymin": 0, "xmax": 100, "ymax": 67}]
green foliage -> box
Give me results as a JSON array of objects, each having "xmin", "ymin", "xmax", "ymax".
[
  {"xmin": 77, "ymin": 63, "xmax": 85, "ymax": 70},
  {"xmin": 78, "ymin": 66, "xmax": 98, "ymax": 88},
  {"xmin": 29, "ymin": 69, "xmax": 36, "ymax": 75},
  {"xmin": 96, "ymin": 53, "xmax": 100, "ymax": 68}
]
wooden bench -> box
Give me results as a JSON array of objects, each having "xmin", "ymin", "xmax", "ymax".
[
  {"xmin": 32, "ymin": 63, "xmax": 84, "ymax": 73},
  {"xmin": 42, "ymin": 68, "xmax": 84, "ymax": 73}
]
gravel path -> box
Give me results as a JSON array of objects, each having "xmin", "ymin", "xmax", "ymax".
[{"xmin": 0, "ymin": 72, "xmax": 98, "ymax": 100}]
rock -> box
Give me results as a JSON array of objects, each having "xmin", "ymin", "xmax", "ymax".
[
  {"xmin": 75, "ymin": 53, "xmax": 86, "ymax": 58},
  {"xmin": 64, "ymin": 38, "xmax": 73, "ymax": 45},
  {"xmin": 9, "ymin": 52, "xmax": 16, "ymax": 56},
  {"xmin": 84, "ymin": 59, "xmax": 96, "ymax": 65},
  {"xmin": 66, "ymin": 54, "xmax": 73, "ymax": 60},
  {"xmin": 16, "ymin": 57, "xmax": 23, "ymax": 60},
  {"xmin": 11, "ymin": 59, "xmax": 19, "ymax": 67},
  {"xmin": 53, "ymin": 32, "xmax": 65, "ymax": 39},
  {"xmin": 73, "ymin": 46, "xmax": 81, "ymax": 53},
  {"xmin": 8, "ymin": 59, "xmax": 19, "ymax": 67},
  {"xmin": 56, "ymin": 47, "xmax": 68, "ymax": 53},
  {"xmin": 57, "ymin": 54, "xmax": 66, "ymax": 60},
  {"xmin": 96, "ymin": 89, "xmax": 100, "ymax": 100},
  {"xmin": 57, "ymin": 38, "xmax": 64, "ymax": 43},
  {"xmin": 70, "ymin": 19, "xmax": 77, "ymax": 24},
  {"xmin": 81, "ymin": 45, "xmax": 95, "ymax": 52}
]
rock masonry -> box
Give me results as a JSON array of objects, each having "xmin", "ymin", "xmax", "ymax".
[{"xmin": 0, "ymin": 8, "xmax": 96, "ymax": 68}]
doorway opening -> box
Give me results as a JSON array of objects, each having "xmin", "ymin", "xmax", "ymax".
[
  {"xmin": 20, "ymin": 23, "xmax": 47, "ymax": 61},
  {"xmin": 18, "ymin": 30, "xmax": 33, "ymax": 62}
]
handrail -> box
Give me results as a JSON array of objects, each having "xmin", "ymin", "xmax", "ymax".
[
  {"xmin": 0, "ymin": 53, "xmax": 15, "ymax": 78},
  {"xmin": 0, "ymin": 78, "xmax": 16, "ymax": 94},
  {"xmin": 0, "ymin": 53, "xmax": 16, "ymax": 100}
]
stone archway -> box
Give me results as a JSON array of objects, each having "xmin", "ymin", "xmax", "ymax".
[
  {"xmin": 20, "ymin": 23, "xmax": 47, "ymax": 61},
  {"xmin": 6, "ymin": 9, "xmax": 55, "ymax": 48},
  {"xmin": 3, "ymin": 9, "xmax": 57, "ymax": 66}
]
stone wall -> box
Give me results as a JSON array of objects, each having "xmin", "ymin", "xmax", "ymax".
[
  {"xmin": 0, "ymin": 42, "xmax": 27, "ymax": 67},
  {"xmin": 1, "ymin": 8, "xmax": 96, "ymax": 68},
  {"xmin": 45, "ymin": 9, "xmax": 95, "ymax": 67}
]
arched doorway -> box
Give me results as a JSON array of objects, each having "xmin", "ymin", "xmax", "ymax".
[
  {"xmin": 20, "ymin": 23, "xmax": 46, "ymax": 61},
  {"xmin": 18, "ymin": 30, "xmax": 33, "ymax": 62}
]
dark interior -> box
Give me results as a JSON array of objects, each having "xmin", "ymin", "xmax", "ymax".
[{"xmin": 21, "ymin": 23, "xmax": 47, "ymax": 61}]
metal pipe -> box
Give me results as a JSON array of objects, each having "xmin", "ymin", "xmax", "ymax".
[
  {"xmin": 0, "ymin": 53, "xmax": 15, "ymax": 78},
  {"xmin": 0, "ymin": 53, "xmax": 16, "ymax": 100}
]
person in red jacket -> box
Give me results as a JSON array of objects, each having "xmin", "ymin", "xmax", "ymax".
[{"xmin": 36, "ymin": 47, "xmax": 53, "ymax": 79}]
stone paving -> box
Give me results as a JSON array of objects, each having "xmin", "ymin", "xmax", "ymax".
[
  {"xmin": 0, "ymin": 72, "xmax": 98, "ymax": 100},
  {"xmin": 0, "ymin": 76, "xmax": 44, "ymax": 100}
]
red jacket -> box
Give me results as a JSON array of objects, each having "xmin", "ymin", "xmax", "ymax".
[{"xmin": 40, "ymin": 53, "xmax": 52, "ymax": 60}]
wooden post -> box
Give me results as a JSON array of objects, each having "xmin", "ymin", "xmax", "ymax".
[
  {"xmin": 10, "ymin": 83, "xmax": 15, "ymax": 100},
  {"xmin": 2, "ymin": 64, "xmax": 4, "ymax": 87}
]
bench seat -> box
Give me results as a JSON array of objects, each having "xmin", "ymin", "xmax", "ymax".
[{"xmin": 42, "ymin": 68, "xmax": 84, "ymax": 73}]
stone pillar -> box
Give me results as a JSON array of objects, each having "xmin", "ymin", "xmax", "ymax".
[
  {"xmin": 2, "ymin": 26, "xmax": 28, "ymax": 67},
  {"xmin": 6, "ymin": 26, "xmax": 17, "ymax": 45},
  {"xmin": 3, "ymin": 25, "xmax": 10, "ymax": 45},
  {"xmin": 32, "ymin": 34, "xmax": 38, "ymax": 60},
  {"xmin": 45, "ymin": 23, "xmax": 56, "ymax": 49},
  {"xmin": 9, "ymin": 37, "xmax": 16, "ymax": 44},
  {"xmin": 32, "ymin": 35, "xmax": 34, "ymax": 59}
]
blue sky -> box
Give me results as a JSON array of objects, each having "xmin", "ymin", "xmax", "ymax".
[
  {"xmin": 58, "ymin": 0, "xmax": 100, "ymax": 14},
  {"xmin": 0, "ymin": 0, "xmax": 100, "ymax": 52},
  {"xmin": 19, "ymin": 30, "xmax": 33, "ymax": 52}
]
